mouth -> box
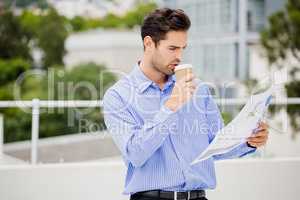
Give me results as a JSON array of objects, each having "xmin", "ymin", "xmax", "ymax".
[{"xmin": 169, "ymin": 63, "xmax": 179, "ymax": 70}]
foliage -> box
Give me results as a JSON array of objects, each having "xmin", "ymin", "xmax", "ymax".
[
  {"xmin": 0, "ymin": 58, "xmax": 30, "ymax": 86},
  {"xmin": 69, "ymin": 16, "xmax": 88, "ymax": 32},
  {"xmin": 0, "ymin": 11, "xmax": 32, "ymax": 60},
  {"xmin": 122, "ymin": 2, "xmax": 157, "ymax": 28},
  {"xmin": 1, "ymin": 63, "xmax": 117, "ymax": 143},
  {"xmin": 221, "ymin": 112, "xmax": 232, "ymax": 125},
  {"xmin": 17, "ymin": 8, "xmax": 68, "ymax": 68},
  {"xmin": 18, "ymin": 10, "xmax": 41, "ymax": 39},
  {"xmin": 260, "ymin": 0, "xmax": 300, "ymax": 136},
  {"xmin": 0, "ymin": 2, "xmax": 156, "ymax": 143},
  {"xmin": 68, "ymin": 2, "xmax": 157, "ymax": 32},
  {"xmin": 36, "ymin": 8, "xmax": 68, "ymax": 68}
]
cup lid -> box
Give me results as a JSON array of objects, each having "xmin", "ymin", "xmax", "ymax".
[{"xmin": 174, "ymin": 64, "xmax": 193, "ymax": 71}]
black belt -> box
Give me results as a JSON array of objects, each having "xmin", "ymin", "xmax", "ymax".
[{"xmin": 132, "ymin": 189, "xmax": 206, "ymax": 200}]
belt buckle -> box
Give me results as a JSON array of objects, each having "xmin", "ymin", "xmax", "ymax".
[
  {"xmin": 174, "ymin": 191, "xmax": 190, "ymax": 200},
  {"xmin": 174, "ymin": 191, "xmax": 177, "ymax": 200}
]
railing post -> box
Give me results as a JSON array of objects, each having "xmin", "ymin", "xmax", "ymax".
[
  {"xmin": 31, "ymin": 99, "xmax": 40, "ymax": 164},
  {"xmin": 0, "ymin": 113, "xmax": 3, "ymax": 157}
]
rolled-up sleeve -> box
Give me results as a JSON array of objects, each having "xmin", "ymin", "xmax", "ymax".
[{"xmin": 103, "ymin": 89, "xmax": 178, "ymax": 167}]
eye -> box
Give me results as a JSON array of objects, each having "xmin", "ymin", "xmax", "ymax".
[{"xmin": 169, "ymin": 47, "xmax": 176, "ymax": 51}]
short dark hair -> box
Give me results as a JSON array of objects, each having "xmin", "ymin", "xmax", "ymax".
[{"xmin": 141, "ymin": 8, "xmax": 191, "ymax": 47}]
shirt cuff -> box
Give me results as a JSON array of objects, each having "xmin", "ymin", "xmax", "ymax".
[
  {"xmin": 241, "ymin": 142, "xmax": 257, "ymax": 156},
  {"xmin": 246, "ymin": 141, "xmax": 257, "ymax": 149}
]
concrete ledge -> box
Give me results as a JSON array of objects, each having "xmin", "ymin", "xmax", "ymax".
[{"xmin": 0, "ymin": 158, "xmax": 299, "ymax": 200}]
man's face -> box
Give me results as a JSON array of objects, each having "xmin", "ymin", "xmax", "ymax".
[{"xmin": 149, "ymin": 31, "xmax": 188, "ymax": 75}]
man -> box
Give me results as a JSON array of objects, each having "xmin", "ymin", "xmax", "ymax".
[{"xmin": 103, "ymin": 8, "xmax": 269, "ymax": 200}]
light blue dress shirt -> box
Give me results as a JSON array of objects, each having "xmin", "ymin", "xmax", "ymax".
[{"xmin": 103, "ymin": 64, "xmax": 256, "ymax": 195}]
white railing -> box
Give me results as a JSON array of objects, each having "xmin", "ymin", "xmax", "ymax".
[
  {"xmin": 0, "ymin": 114, "xmax": 3, "ymax": 158},
  {"xmin": 0, "ymin": 99, "xmax": 102, "ymax": 164},
  {"xmin": 0, "ymin": 98, "xmax": 300, "ymax": 164}
]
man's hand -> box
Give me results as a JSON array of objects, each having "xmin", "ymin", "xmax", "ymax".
[
  {"xmin": 164, "ymin": 73, "xmax": 196, "ymax": 112},
  {"xmin": 247, "ymin": 122, "xmax": 269, "ymax": 148}
]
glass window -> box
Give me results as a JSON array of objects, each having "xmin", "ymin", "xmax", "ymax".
[
  {"xmin": 220, "ymin": 0, "xmax": 232, "ymax": 30},
  {"xmin": 187, "ymin": 0, "xmax": 234, "ymax": 34},
  {"xmin": 247, "ymin": 0, "xmax": 265, "ymax": 32},
  {"xmin": 186, "ymin": 44, "xmax": 236, "ymax": 80}
]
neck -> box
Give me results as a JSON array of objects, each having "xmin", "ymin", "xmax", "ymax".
[{"xmin": 139, "ymin": 56, "xmax": 168, "ymax": 85}]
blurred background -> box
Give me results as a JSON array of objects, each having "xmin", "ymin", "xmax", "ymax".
[{"xmin": 0, "ymin": 0, "xmax": 299, "ymax": 200}]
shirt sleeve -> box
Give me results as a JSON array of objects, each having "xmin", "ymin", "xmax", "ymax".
[
  {"xmin": 213, "ymin": 142, "xmax": 256, "ymax": 160},
  {"xmin": 203, "ymin": 86, "xmax": 257, "ymax": 161},
  {"xmin": 103, "ymin": 89, "xmax": 178, "ymax": 167}
]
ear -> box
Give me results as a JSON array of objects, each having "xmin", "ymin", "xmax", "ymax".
[{"xmin": 143, "ymin": 36, "xmax": 155, "ymax": 52}]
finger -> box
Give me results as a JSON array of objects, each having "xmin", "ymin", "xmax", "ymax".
[
  {"xmin": 254, "ymin": 126, "xmax": 267, "ymax": 133},
  {"xmin": 247, "ymin": 135, "xmax": 268, "ymax": 143},
  {"xmin": 250, "ymin": 130, "xmax": 269, "ymax": 138},
  {"xmin": 187, "ymin": 88, "xmax": 196, "ymax": 96},
  {"xmin": 248, "ymin": 139, "xmax": 267, "ymax": 145},
  {"xmin": 258, "ymin": 122, "xmax": 269, "ymax": 129},
  {"xmin": 248, "ymin": 131, "xmax": 269, "ymax": 139},
  {"xmin": 247, "ymin": 138, "xmax": 267, "ymax": 144},
  {"xmin": 260, "ymin": 121, "xmax": 268, "ymax": 127},
  {"xmin": 248, "ymin": 133, "xmax": 269, "ymax": 139},
  {"xmin": 250, "ymin": 140, "xmax": 267, "ymax": 146},
  {"xmin": 184, "ymin": 73, "xmax": 195, "ymax": 82},
  {"xmin": 185, "ymin": 82, "xmax": 196, "ymax": 89},
  {"xmin": 183, "ymin": 86, "xmax": 195, "ymax": 94}
]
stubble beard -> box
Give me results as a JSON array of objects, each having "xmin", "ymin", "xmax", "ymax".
[{"xmin": 152, "ymin": 59, "xmax": 174, "ymax": 76}]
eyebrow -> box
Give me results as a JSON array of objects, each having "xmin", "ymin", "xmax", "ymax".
[{"xmin": 169, "ymin": 45, "xmax": 188, "ymax": 49}]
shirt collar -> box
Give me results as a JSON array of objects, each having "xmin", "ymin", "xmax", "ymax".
[{"xmin": 131, "ymin": 63, "xmax": 176, "ymax": 94}]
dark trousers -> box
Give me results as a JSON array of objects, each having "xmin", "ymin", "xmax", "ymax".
[{"xmin": 130, "ymin": 194, "xmax": 208, "ymax": 200}]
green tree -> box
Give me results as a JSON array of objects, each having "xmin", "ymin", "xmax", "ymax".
[
  {"xmin": 0, "ymin": 58, "xmax": 30, "ymax": 86},
  {"xmin": 18, "ymin": 9, "xmax": 68, "ymax": 68},
  {"xmin": 123, "ymin": 2, "xmax": 157, "ymax": 28},
  {"xmin": 18, "ymin": 10, "xmax": 41, "ymax": 39},
  {"xmin": 99, "ymin": 13, "xmax": 124, "ymax": 28},
  {"xmin": 67, "ymin": 2, "xmax": 157, "ymax": 32},
  {"xmin": 69, "ymin": 16, "xmax": 88, "ymax": 32},
  {"xmin": 37, "ymin": 8, "xmax": 68, "ymax": 68},
  {"xmin": 0, "ymin": 59, "xmax": 30, "ymax": 101},
  {"xmin": 3, "ymin": 63, "xmax": 117, "ymax": 143},
  {"xmin": 260, "ymin": 0, "xmax": 300, "ymax": 137},
  {"xmin": 0, "ymin": 11, "xmax": 31, "ymax": 60}
]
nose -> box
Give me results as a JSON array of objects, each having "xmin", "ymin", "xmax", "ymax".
[{"xmin": 175, "ymin": 49, "xmax": 183, "ymax": 62}]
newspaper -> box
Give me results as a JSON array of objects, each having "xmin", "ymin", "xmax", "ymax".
[{"xmin": 190, "ymin": 86, "xmax": 274, "ymax": 165}]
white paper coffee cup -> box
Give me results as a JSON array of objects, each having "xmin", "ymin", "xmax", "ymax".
[{"xmin": 174, "ymin": 64, "xmax": 193, "ymax": 81}]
